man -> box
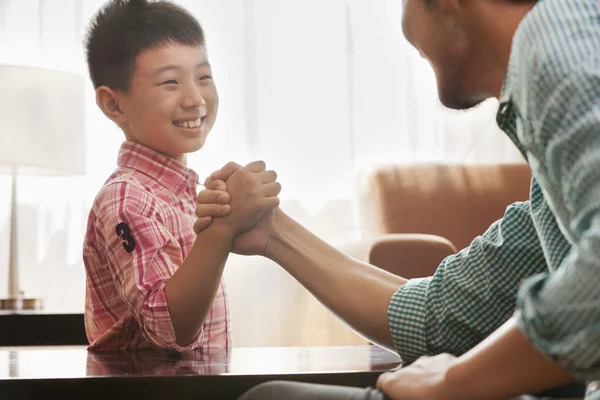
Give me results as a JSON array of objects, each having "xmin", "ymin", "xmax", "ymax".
[{"xmin": 196, "ymin": 0, "xmax": 600, "ymax": 398}]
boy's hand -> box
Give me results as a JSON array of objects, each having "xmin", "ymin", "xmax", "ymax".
[
  {"xmin": 195, "ymin": 161, "xmax": 282, "ymax": 255},
  {"xmin": 193, "ymin": 162, "xmax": 241, "ymax": 233},
  {"xmin": 208, "ymin": 160, "xmax": 281, "ymax": 235}
]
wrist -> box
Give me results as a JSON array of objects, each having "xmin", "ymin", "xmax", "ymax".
[
  {"xmin": 200, "ymin": 217, "xmax": 236, "ymax": 242},
  {"xmin": 264, "ymin": 208, "xmax": 293, "ymax": 260},
  {"xmin": 444, "ymin": 357, "xmax": 480, "ymax": 400}
]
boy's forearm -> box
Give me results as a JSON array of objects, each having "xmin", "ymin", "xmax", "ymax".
[
  {"xmin": 164, "ymin": 222, "xmax": 234, "ymax": 347},
  {"xmin": 447, "ymin": 318, "xmax": 574, "ymax": 399},
  {"xmin": 266, "ymin": 210, "xmax": 407, "ymax": 351}
]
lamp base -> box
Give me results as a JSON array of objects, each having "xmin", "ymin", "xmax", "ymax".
[{"xmin": 0, "ymin": 297, "xmax": 43, "ymax": 311}]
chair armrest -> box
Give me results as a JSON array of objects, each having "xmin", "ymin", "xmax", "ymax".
[{"xmin": 340, "ymin": 234, "xmax": 457, "ymax": 279}]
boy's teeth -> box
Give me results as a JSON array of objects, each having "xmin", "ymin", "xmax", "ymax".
[{"xmin": 176, "ymin": 118, "xmax": 201, "ymax": 128}]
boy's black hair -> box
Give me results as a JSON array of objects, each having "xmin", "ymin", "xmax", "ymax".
[{"xmin": 85, "ymin": 0, "xmax": 205, "ymax": 92}]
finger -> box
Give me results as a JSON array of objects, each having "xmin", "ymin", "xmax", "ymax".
[
  {"xmin": 376, "ymin": 372, "xmax": 391, "ymax": 390},
  {"xmin": 261, "ymin": 196, "xmax": 280, "ymax": 210},
  {"xmin": 258, "ymin": 170, "xmax": 278, "ymax": 184},
  {"xmin": 193, "ymin": 217, "xmax": 213, "ymax": 234},
  {"xmin": 211, "ymin": 162, "xmax": 242, "ymax": 181},
  {"xmin": 247, "ymin": 160, "xmax": 266, "ymax": 173},
  {"xmin": 197, "ymin": 190, "xmax": 230, "ymax": 205},
  {"xmin": 377, "ymin": 370, "xmax": 404, "ymax": 393},
  {"xmin": 195, "ymin": 203, "xmax": 232, "ymax": 218},
  {"xmin": 203, "ymin": 177, "xmax": 227, "ymax": 191},
  {"xmin": 261, "ymin": 182, "xmax": 282, "ymax": 197}
]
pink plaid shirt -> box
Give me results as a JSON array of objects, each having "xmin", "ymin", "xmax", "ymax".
[{"xmin": 83, "ymin": 141, "xmax": 231, "ymax": 352}]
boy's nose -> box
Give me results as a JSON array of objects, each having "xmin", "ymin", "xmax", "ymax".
[{"xmin": 182, "ymin": 86, "xmax": 205, "ymax": 109}]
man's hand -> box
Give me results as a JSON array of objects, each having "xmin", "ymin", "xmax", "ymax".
[
  {"xmin": 231, "ymin": 208, "xmax": 280, "ymax": 256},
  {"xmin": 377, "ymin": 319, "xmax": 576, "ymax": 400},
  {"xmin": 376, "ymin": 354, "xmax": 460, "ymax": 400}
]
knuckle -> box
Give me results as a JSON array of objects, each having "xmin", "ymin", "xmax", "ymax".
[
  {"xmin": 197, "ymin": 192, "xmax": 209, "ymax": 203},
  {"xmin": 204, "ymin": 177, "xmax": 221, "ymax": 190},
  {"xmin": 250, "ymin": 160, "xmax": 266, "ymax": 171},
  {"xmin": 220, "ymin": 205, "xmax": 231, "ymax": 215},
  {"xmin": 217, "ymin": 193, "xmax": 229, "ymax": 203}
]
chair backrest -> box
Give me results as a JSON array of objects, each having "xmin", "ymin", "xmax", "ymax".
[{"xmin": 358, "ymin": 163, "xmax": 532, "ymax": 250}]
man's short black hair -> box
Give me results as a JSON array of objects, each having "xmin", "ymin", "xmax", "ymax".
[
  {"xmin": 423, "ymin": 0, "xmax": 538, "ymax": 6},
  {"xmin": 85, "ymin": 0, "xmax": 205, "ymax": 92}
]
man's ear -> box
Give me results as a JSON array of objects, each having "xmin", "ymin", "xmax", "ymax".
[{"xmin": 96, "ymin": 86, "xmax": 126, "ymax": 125}]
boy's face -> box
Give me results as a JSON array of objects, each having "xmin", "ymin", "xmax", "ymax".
[{"xmin": 115, "ymin": 44, "xmax": 218, "ymax": 163}]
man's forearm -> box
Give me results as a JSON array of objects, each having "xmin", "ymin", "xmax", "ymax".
[
  {"xmin": 447, "ymin": 318, "xmax": 575, "ymax": 399},
  {"xmin": 165, "ymin": 222, "xmax": 233, "ymax": 346},
  {"xmin": 266, "ymin": 210, "xmax": 407, "ymax": 351}
]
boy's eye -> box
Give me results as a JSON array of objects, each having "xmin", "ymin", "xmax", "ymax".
[
  {"xmin": 199, "ymin": 75, "xmax": 212, "ymax": 81},
  {"xmin": 161, "ymin": 80, "xmax": 178, "ymax": 85}
]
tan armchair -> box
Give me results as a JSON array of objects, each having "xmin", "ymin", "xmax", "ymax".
[{"xmin": 348, "ymin": 163, "xmax": 532, "ymax": 278}]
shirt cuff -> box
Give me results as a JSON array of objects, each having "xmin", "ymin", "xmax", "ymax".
[
  {"xmin": 387, "ymin": 278, "xmax": 430, "ymax": 361},
  {"xmin": 140, "ymin": 285, "xmax": 204, "ymax": 352},
  {"xmin": 515, "ymin": 272, "xmax": 599, "ymax": 382}
]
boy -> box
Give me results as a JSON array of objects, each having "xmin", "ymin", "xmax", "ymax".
[{"xmin": 83, "ymin": 0, "xmax": 281, "ymax": 352}]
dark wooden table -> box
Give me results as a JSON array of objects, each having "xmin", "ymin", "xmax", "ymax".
[
  {"xmin": 0, "ymin": 345, "xmax": 402, "ymax": 400},
  {"xmin": 0, "ymin": 312, "xmax": 87, "ymax": 346}
]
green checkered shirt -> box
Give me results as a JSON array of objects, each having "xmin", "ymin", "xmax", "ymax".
[{"xmin": 387, "ymin": 0, "xmax": 600, "ymax": 397}]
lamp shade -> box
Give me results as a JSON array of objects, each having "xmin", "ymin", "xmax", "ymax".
[{"xmin": 0, "ymin": 65, "xmax": 85, "ymax": 175}]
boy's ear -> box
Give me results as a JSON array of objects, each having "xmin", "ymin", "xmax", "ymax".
[{"xmin": 96, "ymin": 86, "xmax": 126, "ymax": 125}]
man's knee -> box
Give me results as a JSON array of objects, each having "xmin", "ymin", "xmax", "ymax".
[{"xmin": 238, "ymin": 381, "xmax": 293, "ymax": 400}]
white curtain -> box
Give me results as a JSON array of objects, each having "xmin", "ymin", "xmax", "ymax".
[{"xmin": 0, "ymin": 0, "xmax": 522, "ymax": 346}]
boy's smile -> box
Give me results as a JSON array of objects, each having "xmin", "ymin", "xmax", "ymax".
[
  {"xmin": 108, "ymin": 43, "xmax": 219, "ymax": 164},
  {"xmin": 173, "ymin": 112, "xmax": 206, "ymax": 138}
]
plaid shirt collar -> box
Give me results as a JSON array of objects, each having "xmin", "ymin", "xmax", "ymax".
[
  {"xmin": 495, "ymin": 3, "xmax": 538, "ymax": 160},
  {"xmin": 495, "ymin": 37, "xmax": 527, "ymax": 160},
  {"xmin": 117, "ymin": 141, "xmax": 199, "ymax": 195}
]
